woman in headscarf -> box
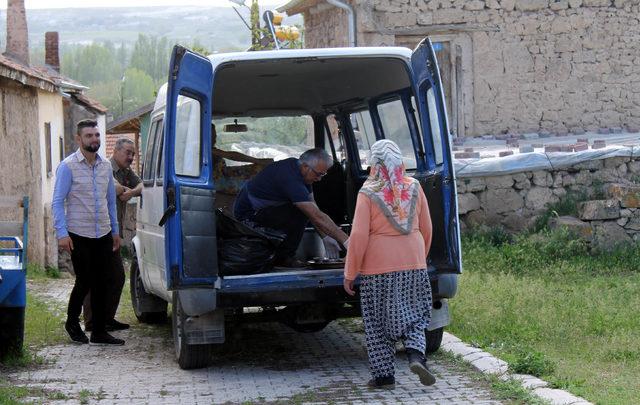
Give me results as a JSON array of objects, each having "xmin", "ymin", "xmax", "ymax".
[{"xmin": 343, "ymin": 139, "xmax": 435, "ymax": 389}]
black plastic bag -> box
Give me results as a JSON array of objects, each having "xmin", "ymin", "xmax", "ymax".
[{"xmin": 215, "ymin": 209, "xmax": 285, "ymax": 276}]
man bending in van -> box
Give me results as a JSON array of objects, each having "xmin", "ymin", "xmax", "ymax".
[{"xmin": 234, "ymin": 148, "xmax": 349, "ymax": 268}]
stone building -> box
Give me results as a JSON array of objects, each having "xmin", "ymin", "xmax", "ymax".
[
  {"xmin": 1, "ymin": 0, "xmax": 107, "ymax": 267},
  {"xmin": 279, "ymin": 0, "xmax": 640, "ymax": 138}
]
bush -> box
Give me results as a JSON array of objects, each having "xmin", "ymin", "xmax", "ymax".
[
  {"xmin": 532, "ymin": 190, "xmax": 589, "ymax": 232},
  {"xmin": 465, "ymin": 225, "xmax": 513, "ymax": 247}
]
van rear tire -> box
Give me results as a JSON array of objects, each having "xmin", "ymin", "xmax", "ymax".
[
  {"xmin": 0, "ymin": 306, "xmax": 25, "ymax": 359},
  {"xmin": 172, "ymin": 293, "xmax": 213, "ymax": 370},
  {"xmin": 130, "ymin": 257, "xmax": 167, "ymax": 324},
  {"xmin": 425, "ymin": 327, "xmax": 444, "ymax": 353}
]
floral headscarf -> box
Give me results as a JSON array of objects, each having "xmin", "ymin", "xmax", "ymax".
[{"xmin": 359, "ymin": 140, "xmax": 420, "ymax": 234}]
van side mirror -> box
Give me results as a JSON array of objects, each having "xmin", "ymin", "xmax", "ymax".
[{"xmin": 223, "ymin": 119, "xmax": 248, "ymax": 133}]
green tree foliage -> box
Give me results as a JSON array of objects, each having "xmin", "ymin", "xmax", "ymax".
[
  {"xmin": 122, "ymin": 68, "xmax": 156, "ymax": 114},
  {"xmin": 129, "ymin": 34, "xmax": 169, "ymax": 84},
  {"xmin": 60, "ymin": 34, "xmax": 171, "ymax": 116},
  {"xmin": 61, "ymin": 43, "xmax": 123, "ymax": 85}
]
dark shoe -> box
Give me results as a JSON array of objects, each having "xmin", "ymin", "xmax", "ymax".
[
  {"xmin": 273, "ymin": 257, "xmax": 308, "ymax": 268},
  {"xmin": 107, "ymin": 319, "xmax": 130, "ymax": 331},
  {"xmin": 65, "ymin": 321, "xmax": 88, "ymax": 344},
  {"xmin": 86, "ymin": 320, "xmax": 130, "ymax": 332},
  {"xmin": 90, "ymin": 332, "xmax": 125, "ymax": 346},
  {"xmin": 407, "ymin": 348, "xmax": 436, "ymax": 386},
  {"xmin": 367, "ymin": 376, "xmax": 395, "ymax": 389}
]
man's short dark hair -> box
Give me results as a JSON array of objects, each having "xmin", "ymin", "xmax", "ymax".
[{"xmin": 77, "ymin": 119, "xmax": 98, "ymax": 134}]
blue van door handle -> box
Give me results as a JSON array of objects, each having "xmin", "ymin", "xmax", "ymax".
[{"xmin": 158, "ymin": 187, "xmax": 176, "ymax": 227}]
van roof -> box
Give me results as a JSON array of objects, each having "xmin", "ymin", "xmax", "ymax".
[
  {"xmin": 154, "ymin": 47, "xmax": 411, "ymax": 112},
  {"xmin": 207, "ymin": 46, "xmax": 412, "ymax": 66}
]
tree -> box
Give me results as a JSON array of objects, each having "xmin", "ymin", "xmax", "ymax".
[
  {"xmin": 61, "ymin": 43, "xmax": 123, "ymax": 85},
  {"xmin": 121, "ymin": 68, "xmax": 156, "ymax": 114}
]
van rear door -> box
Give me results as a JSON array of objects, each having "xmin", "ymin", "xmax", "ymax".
[
  {"xmin": 411, "ymin": 38, "xmax": 462, "ymax": 273},
  {"xmin": 161, "ymin": 45, "xmax": 218, "ymax": 289}
]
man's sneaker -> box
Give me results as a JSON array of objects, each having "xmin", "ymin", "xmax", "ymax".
[
  {"xmin": 407, "ymin": 348, "xmax": 436, "ymax": 386},
  {"xmin": 89, "ymin": 332, "xmax": 125, "ymax": 346},
  {"xmin": 367, "ymin": 375, "xmax": 395, "ymax": 389},
  {"xmin": 107, "ymin": 319, "xmax": 130, "ymax": 331},
  {"xmin": 65, "ymin": 321, "xmax": 89, "ymax": 344}
]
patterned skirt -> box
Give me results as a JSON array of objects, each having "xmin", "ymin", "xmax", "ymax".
[{"xmin": 360, "ymin": 268, "xmax": 432, "ymax": 378}]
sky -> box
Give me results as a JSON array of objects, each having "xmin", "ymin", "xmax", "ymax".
[{"xmin": 0, "ymin": 0, "xmax": 285, "ymax": 8}]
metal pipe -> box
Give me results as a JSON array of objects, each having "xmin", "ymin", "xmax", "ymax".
[{"xmin": 326, "ymin": 0, "xmax": 357, "ymax": 47}]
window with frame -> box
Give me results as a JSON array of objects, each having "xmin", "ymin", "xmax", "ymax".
[
  {"xmin": 377, "ymin": 98, "xmax": 418, "ymax": 170},
  {"xmin": 426, "ymin": 88, "xmax": 444, "ymax": 165},
  {"xmin": 174, "ymin": 95, "xmax": 202, "ymax": 177},
  {"xmin": 44, "ymin": 122, "xmax": 52, "ymax": 176},
  {"xmin": 142, "ymin": 120, "xmax": 159, "ymax": 183},
  {"xmin": 156, "ymin": 119, "xmax": 165, "ymax": 183},
  {"xmin": 349, "ymin": 110, "xmax": 377, "ymax": 170}
]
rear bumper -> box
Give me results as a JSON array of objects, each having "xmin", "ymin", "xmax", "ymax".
[{"xmin": 216, "ymin": 268, "xmax": 457, "ymax": 308}]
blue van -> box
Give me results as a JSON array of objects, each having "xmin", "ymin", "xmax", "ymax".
[{"xmin": 131, "ymin": 39, "xmax": 461, "ymax": 369}]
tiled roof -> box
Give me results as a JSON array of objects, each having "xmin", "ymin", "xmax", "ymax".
[
  {"xmin": 73, "ymin": 92, "xmax": 108, "ymax": 114},
  {"xmin": 0, "ymin": 53, "xmax": 57, "ymax": 92}
]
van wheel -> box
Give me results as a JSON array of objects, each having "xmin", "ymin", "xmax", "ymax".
[
  {"xmin": 172, "ymin": 293, "xmax": 213, "ymax": 370},
  {"xmin": 130, "ymin": 257, "xmax": 167, "ymax": 324},
  {"xmin": 0, "ymin": 306, "xmax": 25, "ymax": 359},
  {"xmin": 425, "ymin": 327, "xmax": 444, "ymax": 353}
]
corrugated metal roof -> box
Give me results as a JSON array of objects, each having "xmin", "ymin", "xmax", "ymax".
[{"xmin": 107, "ymin": 102, "xmax": 154, "ymax": 133}]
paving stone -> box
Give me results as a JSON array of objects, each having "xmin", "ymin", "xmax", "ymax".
[{"xmin": 10, "ymin": 280, "xmax": 506, "ymax": 405}]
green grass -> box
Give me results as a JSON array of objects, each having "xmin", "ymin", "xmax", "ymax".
[{"xmin": 449, "ymin": 229, "xmax": 640, "ymax": 405}]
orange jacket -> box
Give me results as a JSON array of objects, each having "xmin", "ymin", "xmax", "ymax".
[{"xmin": 344, "ymin": 188, "xmax": 432, "ymax": 281}]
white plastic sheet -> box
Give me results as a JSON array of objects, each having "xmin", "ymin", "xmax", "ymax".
[{"xmin": 454, "ymin": 145, "xmax": 640, "ymax": 178}]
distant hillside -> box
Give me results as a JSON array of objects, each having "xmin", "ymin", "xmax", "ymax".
[{"xmin": 0, "ymin": 6, "xmax": 303, "ymax": 54}]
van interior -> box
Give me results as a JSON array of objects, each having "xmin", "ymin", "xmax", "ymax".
[{"xmin": 201, "ymin": 56, "xmax": 448, "ymax": 273}]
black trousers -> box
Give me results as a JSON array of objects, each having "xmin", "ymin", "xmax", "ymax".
[
  {"xmin": 67, "ymin": 232, "xmax": 113, "ymax": 334},
  {"xmin": 251, "ymin": 203, "xmax": 308, "ymax": 260},
  {"xmin": 82, "ymin": 249, "xmax": 125, "ymax": 326}
]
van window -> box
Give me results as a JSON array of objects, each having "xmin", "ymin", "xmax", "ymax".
[
  {"xmin": 174, "ymin": 95, "xmax": 202, "ymax": 177},
  {"xmin": 325, "ymin": 115, "xmax": 345, "ymax": 162},
  {"xmin": 142, "ymin": 119, "xmax": 159, "ymax": 184},
  {"xmin": 427, "ymin": 88, "xmax": 444, "ymax": 165},
  {"xmin": 377, "ymin": 99, "xmax": 417, "ymax": 170},
  {"xmin": 156, "ymin": 119, "xmax": 164, "ymax": 184},
  {"xmin": 215, "ymin": 116, "xmax": 313, "ymax": 161},
  {"xmin": 350, "ymin": 110, "xmax": 377, "ymax": 170}
]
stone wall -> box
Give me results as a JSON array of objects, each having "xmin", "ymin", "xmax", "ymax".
[
  {"xmin": 456, "ymin": 155, "xmax": 640, "ymax": 249},
  {"xmin": 0, "ymin": 77, "xmax": 45, "ymax": 265},
  {"xmin": 299, "ymin": 0, "xmax": 640, "ymax": 137}
]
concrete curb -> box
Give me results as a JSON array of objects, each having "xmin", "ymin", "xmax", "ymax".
[{"xmin": 441, "ymin": 333, "xmax": 593, "ymax": 405}]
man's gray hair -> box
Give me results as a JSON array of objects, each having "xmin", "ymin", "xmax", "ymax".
[
  {"xmin": 114, "ymin": 137, "xmax": 135, "ymax": 150},
  {"xmin": 299, "ymin": 148, "xmax": 333, "ymax": 168}
]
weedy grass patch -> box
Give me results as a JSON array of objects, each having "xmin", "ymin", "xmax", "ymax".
[{"xmin": 450, "ymin": 228, "xmax": 640, "ymax": 405}]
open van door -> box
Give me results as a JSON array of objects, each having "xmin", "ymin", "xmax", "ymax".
[
  {"xmin": 411, "ymin": 38, "xmax": 462, "ymax": 274},
  {"xmin": 161, "ymin": 45, "xmax": 217, "ymax": 289}
]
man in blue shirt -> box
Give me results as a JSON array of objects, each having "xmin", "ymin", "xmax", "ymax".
[
  {"xmin": 52, "ymin": 119, "xmax": 124, "ymax": 346},
  {"xmin": 234, "ymin": 148, "xmax": 349, "ymax": 267}
]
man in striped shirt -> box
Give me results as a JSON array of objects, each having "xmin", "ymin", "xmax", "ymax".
[{"xmin": 52, "ymin": 119, "xmax": 124, "ymax": 346}]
